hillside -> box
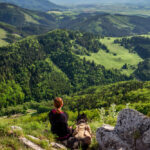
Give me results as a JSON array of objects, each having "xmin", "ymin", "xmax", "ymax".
[
  {"xmin": 0, "ymin": 80, "xmax": 149, "ymax": 150},
  {"xmin": 1, "ymin": 29, "xmax": 150, "ymax": 110},
  {"xmin": 0, "ymin": 3, "xmax": 58, "ymax": 46},
  {"xmin": 0, "ymin": 29, "xmax": 131, "ymax": 109},
  {"xmin": 0, "ymin": 0, "xmax": 65, "ymax": 11},
  {"xmin": 114, "ymin": 36, "xmax": 150, "ymax": 80},
  {"xmin": 80, "ymin": 37, "xmax": 143, "ymax": 76},
  {"xmin": 0, "ymin": 3, "xmax": 57, "ymax": 28},
  {"xmin": 2, "ymin": 3, "xmax": 150, "ymax": 38},
  {"xmin": 64, "ymin": 80, "xmax": 150, "ymax": 113},
  {"xmin": 59, "ymin": 13, "xmax": 150, "ymax": 36},
  {"xmin": 0, "ymin": 21, "xmax": 26, "ymax": 46}
]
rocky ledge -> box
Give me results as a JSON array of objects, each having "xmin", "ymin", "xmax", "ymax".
[{"xmin": 96, "ymin": 109, "xmax": 150, "ymax": 150}]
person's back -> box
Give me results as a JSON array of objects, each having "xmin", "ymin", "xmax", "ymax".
[
  {"xmin": 49, "ymin": 97, "xmax": 72, "ymax": 140},
  {"xmin": 49, "ymin": 98, "xmax": 92, "ymax": 150},
  {"xmin": 49, "ymin": 109, "xmax": 71, "ymax": 138}
]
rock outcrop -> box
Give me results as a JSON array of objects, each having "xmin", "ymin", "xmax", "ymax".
[
  {"xmin": 96, "ymin": 109, "xmax": 150, "ymax": 150},
  {"xmin": 19, "ymin": 137, "xmax": 45, "ymax": 150},
  {"xmin": 10, "ymin": 126, "xmax": 67, "ymax": 150}
]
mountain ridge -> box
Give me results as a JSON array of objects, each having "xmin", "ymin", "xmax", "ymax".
[
  {"xmin": 1, "ymin": 3, "xmax": 150, "ymax": 38},
  {"xmin": 0, "ymin": 0, "xmax": 65, "ymax": 11},
  {"xmin": 50, "ymin": 0, "xmax": 150, "ymax": 5}
]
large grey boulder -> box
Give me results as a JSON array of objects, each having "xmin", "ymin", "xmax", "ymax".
[{"xmin": 96, "ymin": 109, "xmax": 150, "ymax": 150}]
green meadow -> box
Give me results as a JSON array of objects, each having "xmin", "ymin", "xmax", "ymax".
[
  {"xmin": 0, "ymin": 28, "xmax": 9, "ymax": 47},
  {"xmin": 81, "ymin": 37, "xmax": 143, "ymax": 76}
]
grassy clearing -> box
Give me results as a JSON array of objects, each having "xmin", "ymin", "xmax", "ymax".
[
  {"xmin": 47, "ymin": 11, "xmax": 63, "ymax": 15},
  {"xmin": 0, "ymin": 108, "xmax": 112, "ymax": 150},
  {"xmin": 22, "ymin": 12, "xmax": 39, "ymax": 24},
  {"xmin": 138, "ymin": 34, "xmax": 150, "ymax": 38},
  {"xmin": 0, "ymin": 114, "xmax": 55, "ymax": 150},
  {"xmin": 0, "ymin": 28, "xmax": 9, "ymax": 47},
  {"xmin": 0, "ymin": 119, "xmax": 100, "ymax": 150},
  {"xmin": 81, "ymin": 37, "xmax": 143, "ymax": 76}
]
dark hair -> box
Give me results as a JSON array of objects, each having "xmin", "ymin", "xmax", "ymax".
[{"xmin": 77, "ymin": 113, "xmax": 88, "ymax": 124}]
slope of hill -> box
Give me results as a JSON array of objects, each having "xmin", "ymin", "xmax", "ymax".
[
  {"xmin": 0, "ymin": 3, "xmax": 57, "ymax": 27},
  {"xmin": 0, "ymin": 29, "xmax": 150, "ymax": 109},
  {"xmin": 2, "ymin": 3, "xmax": 150, "ymax": 38},
  {"xmin": 63, "ymin": 80, "xmax": 150, "ymax": 116},
  {"xmin": 80, "ymin": 37, "xmax": 143, "ymax": 76},
  {"xmin": 0, "ymin": 3, "xmax": 58, "ymax": 46},
  {"xmin": 0, "ymin": 80, "xmax": 149, "ymax": 150},
  {"xmin": 0, "ymin": 0, "xmax": 65, "ymax": 11},
  {"xmin": 0, "ymin": 21, "xmax": 24, "ymax": 46},
  {"xmin": 114, "ymin": 36, "xmax": 150, "ymax": 80},
  {"xmin": 59, "ymin": 13, "xmax": 150, "ymax": 36},
  {"xmin": 0, "ymin": 29, "xmax": 130, "ymax": 109}
]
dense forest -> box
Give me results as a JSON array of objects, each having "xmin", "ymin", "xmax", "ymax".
[
  {"xmin": 0, "ymin": 29, "xmax": 130, "ymax": 109},
  {"xmin": 64, "ymin": 80, "xmax": 150, "ymax": 109},
  {"xmin": 0, "ymin": 80, "xmax": 149, "ymax": 116}
]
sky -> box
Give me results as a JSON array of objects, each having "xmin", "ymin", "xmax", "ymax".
[{"xmin": 50, "ymin": 0, "xmax": 148, "ymax": 5}]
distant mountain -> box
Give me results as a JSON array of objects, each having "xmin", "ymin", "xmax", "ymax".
[
  {"xmin": 59, "ymin": 13, "xmax": 150, "ymax": 36},
  {"xmin": 0, "ymin": 3, "xmax": 58, "ymax": 44},
  {"xmin": 50, "ymin": 0, "xmax": 150, "ymax": 5},
  {"xmin": 0, "ymin": 3, "xmax": 57, "ymax": 26},
  {"xmin": 2, "ymin": 3, "xmax": 150, "ymax": 40},
  {"xmin": 0, "ymin": 0, "xmax": 65, "ymax": 11}
]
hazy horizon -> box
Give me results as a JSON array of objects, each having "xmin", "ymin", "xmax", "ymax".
[{"xmin": 50, "ymin": 0, "xmax": 149, "ymax": 5}]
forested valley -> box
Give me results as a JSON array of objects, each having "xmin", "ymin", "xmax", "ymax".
[{"xmin": 0, "ymin": 1, "xmax": 150, "ymax": 150}]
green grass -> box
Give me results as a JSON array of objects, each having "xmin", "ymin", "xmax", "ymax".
[
  {"xmin": 0, "ymin": 101, "xmax": 124, "ymax": 150},
  {"xmin": 47, "ymin": 11, "xmax": 63, "ymax": 15},
  {"xmin": 107, "ymin": 15, "xmax": 135, "ymax": 30},
  {"xmin": 0, "ymin": 98, "xmax": 150, "ymax": 149},
  {"xmin": 81, "ymin": 37, "xmax": 143, "ymax": 76},
  {"xmin": 22, "ymin": 12, "xmax": 39, "ymax": 24},
  {"xmin": 0, "ymin": 110, "xmax": 103, "ymax": 150},
  {"xmin": 0, "ymin": 28, "xmax": 9, "ymax": 47}
]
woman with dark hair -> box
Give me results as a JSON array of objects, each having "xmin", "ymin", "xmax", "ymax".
[
  {"xmin": 49, "ymin": 97, "xmax": 72, "ymax": 141},
  {"xmin": 49, "ymin": 97, "xmax": 92, "ymax": 149}
]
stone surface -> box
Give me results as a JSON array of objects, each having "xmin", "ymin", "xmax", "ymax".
[
  {"xmin": 96, "ymin": 109, "xmax": 150, "ymax": 150},
  {"xmin": 11, "ymin": 126, "xmax": 22, "ymax": 131},
  {"xmin": 10, "ymin": 126, "xmax": 67, "ymax": 150},
  {"xmin": 19, "ymin": 137, "xmax": 45, "ymax": 150},
  {"xmin": 27, "ymin": 135, "xmax": 40, "ymax": 141},
  {"xmin": 50, "ymin": 142, "xmax": 67, "ymax": 150}
]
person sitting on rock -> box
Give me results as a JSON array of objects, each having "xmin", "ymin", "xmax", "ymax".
[
  {"xmin": 49, "ymin": 97, "xmax": 92, "ymax": 150},
  {"xmin": 49, "ymin": 97, "xmax": 72, "ymax": 141}
]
